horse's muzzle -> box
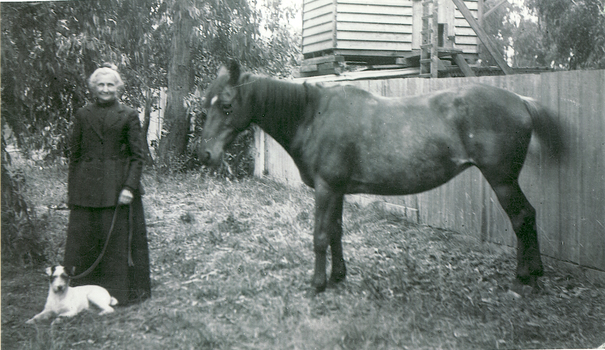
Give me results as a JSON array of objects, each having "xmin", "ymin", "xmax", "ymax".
[
  {"xmin": 199, "ymin": 150, "xmax": 211, "ymax": 164},
  {"xmin": 199, "ymin": 148, "xmax": 223, "ymax": 167}
]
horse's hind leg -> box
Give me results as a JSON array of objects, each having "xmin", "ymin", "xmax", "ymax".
[{"xmin": 486, "ymin": 178, "xmax": 544, "ymax": 288}]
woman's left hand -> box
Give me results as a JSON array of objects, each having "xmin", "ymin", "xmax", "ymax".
[{"xmin": 118, "ymin": 188, "xmax": 134, "ymax": 205}]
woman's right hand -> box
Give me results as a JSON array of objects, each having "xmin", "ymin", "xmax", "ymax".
[{"xmin": 118, "ymin": 188, "xmax": 134, "ymax": 205}]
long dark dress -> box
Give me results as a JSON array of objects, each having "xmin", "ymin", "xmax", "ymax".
[{"xmin": 63, "ymin": 99, "xmax": 151, "ymax": 305}]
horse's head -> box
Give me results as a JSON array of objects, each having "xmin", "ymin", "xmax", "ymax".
[{"xmin": 198, "ymin": 61, "xmax": 252, "ymax": 167}]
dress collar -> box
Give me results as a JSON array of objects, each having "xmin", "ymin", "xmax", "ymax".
[{"xmin": 95, "ymin": 98, "xmax": 118, "ymax": 108}]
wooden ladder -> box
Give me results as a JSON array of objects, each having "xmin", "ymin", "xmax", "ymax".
[{"xmin": 420, "ymin": 0, "xmax": 439, "ymax": 78}]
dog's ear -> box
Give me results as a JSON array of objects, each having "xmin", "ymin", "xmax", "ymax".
[
  {"xmin": 45, "ymin": 267, "xmax": 53, "ymax": 276},
  {"xmin": 68, "ymin": 266, "xmax": 76, "ymax": 276}
]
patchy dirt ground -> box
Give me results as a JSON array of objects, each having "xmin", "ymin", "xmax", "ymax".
[{"xmin": 2, "ymin": 167, "xmax": 605, "ymax": 349}]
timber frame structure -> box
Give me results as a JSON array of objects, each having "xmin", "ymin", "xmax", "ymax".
[{"xmin": 301, "ymin": 0, "xmax": 513, "ymax": 78}]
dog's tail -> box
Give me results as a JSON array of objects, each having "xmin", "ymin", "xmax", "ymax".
[{"xmin": 110, "ymin": 297, "xmax": 118, "ymax": 306}]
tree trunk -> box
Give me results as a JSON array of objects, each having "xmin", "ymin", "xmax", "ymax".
[
  {"xmin": 141, "ymin": 88, "xmax": 154, "ymax": 165},
  {"xmin": 158, "ymin": 0, "xmax": 194, "ymax": 165}
]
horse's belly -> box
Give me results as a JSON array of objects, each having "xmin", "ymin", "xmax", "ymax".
[
  {"xmin": 347, "ymin": 156, "xmax": 472, "ymax": 195},
  {"xmin": 347, "ymin": 176, "xmax": 451, "ymax": 196}
]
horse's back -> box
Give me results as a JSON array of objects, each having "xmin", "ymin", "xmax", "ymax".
[
  {"xmin": 298, "ymin": 84, "xmax": 470, "ymax": 194},
  {"xmin": 298, "ymin": 82, "xmax": 535, "ymax": 194}
]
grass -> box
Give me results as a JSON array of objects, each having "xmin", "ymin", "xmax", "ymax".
[{"xmin": 2, "ymin": 161, "xmax": 605, "ymax": 349}]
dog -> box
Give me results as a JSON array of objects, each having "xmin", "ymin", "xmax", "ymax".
[{"xmin": 26, "ymin": 265, "xmax": 118, "ymax": 324}]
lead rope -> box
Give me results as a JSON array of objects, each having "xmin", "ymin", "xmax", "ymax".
[{"xmin": 71, "ymin": 204, "xmax": 135, "ymax": 279}]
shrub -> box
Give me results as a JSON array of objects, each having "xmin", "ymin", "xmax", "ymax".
[{"xmin": 1, "ymin": 143, "xmax": 46, "ymax": 266}]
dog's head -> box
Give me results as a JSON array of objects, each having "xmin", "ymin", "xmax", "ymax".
[{"xmin": 46, "ymin": 265, "xmax": 73, "ymax": 294}]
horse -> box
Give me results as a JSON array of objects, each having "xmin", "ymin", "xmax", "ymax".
[{"xmin": 198, "ymin": 61, "xmax": 563, "ymax": 293}]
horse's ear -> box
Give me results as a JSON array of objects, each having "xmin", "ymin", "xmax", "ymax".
[
  {"xmin": 217, "ymin": 66, "xmax": 229, "ymax": 78},
  {"xmin": 227, "ymin": 60, "xmax": 240, "ymax": 86},
  {"xmin": 221, "ymin": 85, "xmax": 237, "ymax": 103}
]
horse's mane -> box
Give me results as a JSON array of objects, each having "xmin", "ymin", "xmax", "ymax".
[
  {"xmin": 239, "ymin": 73, "xmax": 308, "ymax": 118},
  {"xmin": 238, "ymin": 73, "xmax": 313, "ymax": 144}
]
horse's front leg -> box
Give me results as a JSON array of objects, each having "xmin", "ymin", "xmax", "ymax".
[{"xmin": 312, "ymin": 179, "xmax": 345, "ymax": 293}]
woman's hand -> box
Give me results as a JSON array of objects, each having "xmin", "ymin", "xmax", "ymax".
[{"xmin": 118, "ymin": 188, "xmax": 134, "ymax": 205}]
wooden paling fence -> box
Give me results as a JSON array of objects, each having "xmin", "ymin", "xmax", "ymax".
[{"xmin": 253, "ymin": 70, "xmax": 605, "ymax": 280}]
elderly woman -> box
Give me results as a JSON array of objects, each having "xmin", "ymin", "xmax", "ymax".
[{"xmin": 63, "ymin": 63, "xmax": 151, "ymax": 305}]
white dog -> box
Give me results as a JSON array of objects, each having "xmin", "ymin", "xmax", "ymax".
[{"xmin": 26, "ymin": 265, "xmax": 118, "ymax": 324}]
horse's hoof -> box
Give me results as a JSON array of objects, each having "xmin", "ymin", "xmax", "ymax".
[
  {"xmin": 518, "ymin": 274, "xmax": 540, "ymax": 286},
  {"xmin": 312, "ymin": 279, "xmax": 327, "ymax": 294},
  {"xmin": 531, "ymin": 265, "xmax": 544, "ymax": 277},
  {"xmin": 312, "ymin": 274, "xmax": 327, "ymax": 294},
  {"xmin": 529, "ymin": 277, "xmax": 544, "ymax": 293},
  {"xmin": 305, "ymin": 285, "xmax": 326, "ymax": 297},
  {"xmin": 328, "ymin": 274, "xmax": 346, "ymax": 287},
  {"xmin": 514, "ymin": 275, "xmax": 542, "ymax": 295},
  {"xmin": 304, "ymin": 288, "xmax": 321, "ymax": 298}
]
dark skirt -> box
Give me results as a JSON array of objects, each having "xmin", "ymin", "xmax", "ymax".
[{"xmin": 63, "ymin": 197, "xmax": 151, "ymax": 305}]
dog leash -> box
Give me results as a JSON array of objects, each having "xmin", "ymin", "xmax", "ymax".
[{"xmin": 71, "ymin": 204, "xmax": 135, "ymax": 280}]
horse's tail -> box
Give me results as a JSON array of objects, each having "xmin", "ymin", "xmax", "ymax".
[{"xmin": 520, "ymin": 95, "xmax": 565, "ymax": 161}]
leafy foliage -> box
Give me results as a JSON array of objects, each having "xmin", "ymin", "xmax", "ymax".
[
  {"xmin": 479, "ymin": 1, "xmax": 547, "ymax": 68},
  {"xmin": 1, "ymin": 1, "xmax": 301, "ymax": 259},
  {"xmin": 1, "ymin": 0, "xmax": 300, "ymax": 161},
  {"xmin": 478, "ymin": 0, "xmax": 605, "ymax": 69},
  {"xmin": 1, "ymin": 142, "xmax": 46, "ymax": 266},
  {"xmin": 526, "ymin": 0, "xmax": 605, "ymax": 69},
  {"xmin": 0, "ymin": 0, "xmax": 166, "ymax": 157},
  {"xmin": 1, "ymin": 3, "xmax": 83, "ymax": 157},
  {"xmin": 479, "ymin": 1, "xmax": 517, "ymax": 67},
  {"xmin": 510, "ymin": 18, "xmax": 551, "ymax": 68},
  {"xmin": 159, "ymin": 0, "xmax": 301, "ymax": 164}
]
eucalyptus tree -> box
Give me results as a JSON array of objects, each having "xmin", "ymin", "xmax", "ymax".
[
  {"xmin": 158, "ymin": 0, "xmax": 301, "ymax": 165},
  {"xmin": 477, "ymin": 0, "xmax": 517, "ymax": 68},
  {"xmin": 479, "ymin": 1, "xmax": 547, "ymax": 68},
  {"xmin": 474, "ymin": 0, "xmax": 604, "ymax": 69},
  {"xmin": 526, "ymin": 0, "xmax": 605, "ymax": 69},
  {"xmin": 2, "ymin": 2, "xmax": 92, "ymax": 156},
  {"xmin": 1, "ymin": 0, "xmax": 301, "ymax": 164}
]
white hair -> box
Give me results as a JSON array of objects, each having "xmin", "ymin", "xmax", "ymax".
[{"xmin": 88, "ymin": 66, "xmax": 124, "ymax": 91}]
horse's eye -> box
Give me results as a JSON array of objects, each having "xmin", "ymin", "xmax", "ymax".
[{"xmin": 222, "ymin": 103, "xmax": 233, "ymax": 115}]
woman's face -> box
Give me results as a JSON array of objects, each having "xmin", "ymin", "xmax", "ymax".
[{"xmin": 93, "ymin": 74, "xmax": 119, "ymax": 102}]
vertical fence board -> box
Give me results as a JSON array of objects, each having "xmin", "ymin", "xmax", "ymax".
[
  {"xmin": 557, "ymin": 72, "xmax": 583, "ymax": 265},
  {"xmin": 535, "ymin": 72, "xmax": 562, "ymax": 260},
  {"xmin": 578, "ymin": 70, "xmax": 605, "ymax": 270},
  {"xmin": 253, "ymin": 126, "xmax": 265, "ymax": 178}
]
